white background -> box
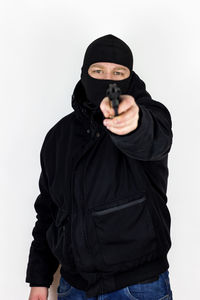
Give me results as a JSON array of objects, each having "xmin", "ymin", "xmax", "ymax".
[{"xmin": 0, "ymin": 0, "xmax": 200, "ymax": 299}]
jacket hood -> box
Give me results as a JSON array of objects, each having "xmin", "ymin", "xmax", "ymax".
[{"xmin": 71, "ymin": 79, "xmax": 95, "ymax": 119}]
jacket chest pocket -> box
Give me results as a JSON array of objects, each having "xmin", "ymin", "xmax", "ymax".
[{"xmin": 91, "ymin": 195, "xmax": 157, "ymax": 266}]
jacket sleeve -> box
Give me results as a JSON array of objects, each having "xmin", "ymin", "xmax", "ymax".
[
  {"xmin": 107, "ymin": 98, "xmax": 173, "ymax": 161},
  {"xmin": 25, "ymin": 133, "xmax": 59, "ymax": 288}
]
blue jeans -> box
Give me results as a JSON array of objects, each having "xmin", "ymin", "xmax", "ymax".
[{"xmin": 57, "ymin": 270, "xmax": 173, "ymax": 300}]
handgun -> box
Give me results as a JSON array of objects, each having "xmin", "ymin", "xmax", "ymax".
[{"xmin": 106, "ymin": 83, "xmax": 121, "ymax": 117}]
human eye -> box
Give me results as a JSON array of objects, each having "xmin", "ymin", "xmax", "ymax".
[
  {"xmin": 114, "ymin": 71, "xmax": 124, "ymax": 76},
  {"xmin": 92, "ymin": 69, "xmax": 102, "ymax": 74}
]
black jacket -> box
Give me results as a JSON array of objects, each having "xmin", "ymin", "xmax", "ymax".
[{"xmin": 25, "ymin": 72, "xmax": 173, "ymax": 298}]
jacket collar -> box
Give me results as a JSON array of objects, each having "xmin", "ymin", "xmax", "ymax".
[{"xmin": 71, "ymin": 79, "xmax": 88, "ymax": 119}]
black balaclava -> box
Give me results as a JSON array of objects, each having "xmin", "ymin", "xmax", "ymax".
[{"xmin": 80, "ymin": 34, "xmax": 134, "ymax": 112}]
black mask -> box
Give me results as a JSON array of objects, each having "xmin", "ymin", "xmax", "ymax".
[{"xmin": 80, "ymin": 34, "xmax": 134, "ymax": 112}]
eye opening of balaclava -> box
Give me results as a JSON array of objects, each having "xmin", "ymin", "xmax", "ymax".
[{"xmin": 80, "ymin": 34, "xmax": 134, "ymax": 112}]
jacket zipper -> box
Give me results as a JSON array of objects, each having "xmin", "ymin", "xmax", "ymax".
[{"xmin": 91, "ymin": 196, "xmax": 145, "ymax": 216}]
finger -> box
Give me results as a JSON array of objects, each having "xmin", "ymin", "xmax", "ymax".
[
  {"xmin": 106, "ymin": 124, "xmax": 133, "ymax": 135},
  {"xmin": 104, "ymin": 106, "xmax": 136, "ymax": 128},
  {"xmin": 100, "ymin": 97, "xmax": 115, "ymax": 117},
  {"xmin": 118, "ymin": 95, "xmax": 134, "ymax": 114},
  {"xmin": 106, "ymin": 116, "xmax": 135, "ymax": 129},
  {"xmin": 106, "ymin": 116, "xmax": 139, "ymax": 134}
]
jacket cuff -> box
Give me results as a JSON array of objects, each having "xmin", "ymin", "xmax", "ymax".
[{"xmin": 29, "ymin": 283, "xmax": 50, "ymax": 288}]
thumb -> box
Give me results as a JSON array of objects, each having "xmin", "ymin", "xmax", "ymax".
[{"xmin": 100, "ymin": 97, "xmax": 115, "ymax": 118}]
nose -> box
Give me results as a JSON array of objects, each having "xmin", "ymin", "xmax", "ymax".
[{"xmin": 103, "ymin": 72, "xmax": 112, "ymax": 80}]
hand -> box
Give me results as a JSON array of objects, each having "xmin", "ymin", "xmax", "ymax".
[
  {"xmin": 100, "ymin": 95, "xmax": 140, "ymax": 135},
  {"xmin": 28, "ymin": 287, "xmax": 48, "ymax": 300}
]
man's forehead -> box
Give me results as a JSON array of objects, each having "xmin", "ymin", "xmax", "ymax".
[{"xmin": 89, "ymin": 62, "xmax": 128, "ymax": 70}]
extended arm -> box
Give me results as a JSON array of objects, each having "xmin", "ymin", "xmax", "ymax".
[{"xmin": 107, "ymin": 97, "xmax": 173, "ymax": 161}]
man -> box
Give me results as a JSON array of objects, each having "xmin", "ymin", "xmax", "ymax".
[{"xmin": 26, "ymin": 34, "xmax": 173, "ymax": 299}]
